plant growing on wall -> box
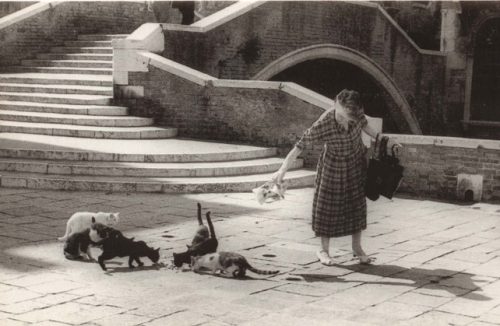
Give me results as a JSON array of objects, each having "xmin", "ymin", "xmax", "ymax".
[{"xmin": 238, "ymin": 36, "xmax": 261, "ymax": 64}]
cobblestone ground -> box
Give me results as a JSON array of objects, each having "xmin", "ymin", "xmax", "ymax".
[{"xmin": 0, "ymin": 187, "xmax": 499, "ymax": 326}]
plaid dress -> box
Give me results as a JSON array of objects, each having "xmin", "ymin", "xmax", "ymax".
[{"xmin": 296, "ymin": 109, "xmax": 368, "ymax": 237}]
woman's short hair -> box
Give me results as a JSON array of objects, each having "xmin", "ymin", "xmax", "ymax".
[{"xmin": 336, "ymin": 89, "xmax": 363, "ymax": 112}]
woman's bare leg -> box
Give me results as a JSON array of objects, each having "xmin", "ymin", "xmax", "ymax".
[
  {"xmin": 351, "ymin": 231, "xmax": 365, "ymax": 255},
  {"xmin": 321, "ymin": 237, "xmax": 330, "ymax": 254},
  {"xmin": 352, "ymin": 231, "xmax": 372, "ymax": 264},
  {"xmin": 317, "ymin": 237, "xmax": 334, "ymax": 266}
]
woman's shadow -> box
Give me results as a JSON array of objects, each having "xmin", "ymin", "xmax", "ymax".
[{"xmin": 291, "ymin": 263, "xmax": 491, "ymax": 301}]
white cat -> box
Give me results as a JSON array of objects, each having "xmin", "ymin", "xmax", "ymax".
[
  {"xmin": 252, "ymin": 181, "xmax": 286, "ymax": 205},
  {"xmin": 58, "ymin": 212, "xmax": 120, "ymax": 241}
]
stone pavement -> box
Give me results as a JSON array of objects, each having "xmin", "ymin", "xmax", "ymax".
[{"xmin": 0, "ymin": 187, "xmax": 499, "ymax": 326}]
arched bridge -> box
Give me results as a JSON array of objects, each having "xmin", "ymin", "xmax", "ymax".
[{"xmin": 155, "ymin": 1, "xmax": 447, "ymax": 134}]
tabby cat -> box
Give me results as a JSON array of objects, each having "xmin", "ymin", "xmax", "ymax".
[{"xmin": 191, "ymin": 251, "xmax": 279, "ymax": 278}]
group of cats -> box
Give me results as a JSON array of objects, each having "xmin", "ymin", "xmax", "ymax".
[{"xmin": 58, "ymin": 203, "xmax": 279, "ymax": 278}]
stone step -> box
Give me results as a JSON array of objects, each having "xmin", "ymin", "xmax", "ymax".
[
  {"xmin": 22, "ymin": 60, "xmax": 112, "ymax": 69},
  {"xmin": 64, "ymin": 40, "xmax": 113, "ymax": 47},
  {"xmin": 0, "ymin": 101, "xmax": 128, "ymax": 116},
  {"xmin": 0, "ymin": 169, "xmax": 316, "ymax": 193},
  {"xmin": 37, "ymin": 53, "xmax": 113, "ymax": 61},
  {"xmin": 7, "ymin": 66, "xmax": 112, "ymax": 75},
  {"xmin": 0, "ymin": 110, "xmax": 153, "ymax": 127},
  {"xmin": 0, "ymin": 121, "xmax": 177, "ymax": 139},
  {"xmin": 0, "ymin": 133, "xmax": 278, "ymax": 162},
  {"xmin": 0, "ymin": 83, "xmax": 112, "ymax": 96},
  {"xmin": 78, "ymin": 34, "xmax": 128, "ymax": 41},
  {"xmin": 0, "ymin": 73, "xmax": 112, "ymax": 86},
  {"xmin": 0, "ymin": 157, "xmax": 303, "ymax": 177},
  {"xmin": 0, "ymin": 92, "xmax": 112, "ymax": 105},
  {"xmin": 50, "ymin": 47, "xmax": 112, "ymax": 54}
]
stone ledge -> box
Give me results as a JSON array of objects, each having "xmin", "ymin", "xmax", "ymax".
[
  {"xmin": 0, "ymin": 0, "xmax": 60, "ymax": 30},
  {"xmin": 387, "ymin": 134, "xmax": 500, "ymax": 150}
]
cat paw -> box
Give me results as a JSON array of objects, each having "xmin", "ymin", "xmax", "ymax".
[{"xmin": 129, "ymin": 265, "xmax": 135, "ymax": 269}]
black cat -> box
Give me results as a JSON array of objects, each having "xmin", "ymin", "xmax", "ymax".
[
  {"xmin": 173, "ymin": 203, "xmax": 218, "ymax": 267},
  {"xmin": 64, "ymin": 219, "xmax": 112, "ymax": 260},
  {"xmin": 96, "ymin": 224, "xmax": 160, "ymax": 271}
]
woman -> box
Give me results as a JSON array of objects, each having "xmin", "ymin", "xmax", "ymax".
[{"xmin": 272, "ymin": 89, "xmax": 400, "ymax": 266}]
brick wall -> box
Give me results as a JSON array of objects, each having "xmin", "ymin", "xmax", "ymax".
[
  {"xmin": 124, "ymin": 66, "xmax": 325, "ymax": 161},
  {"xmin": 391, "ymin": 135, "xmax": 500, "ymax": 203},
  {"xmin": 0, "ymin": 1, "xmax": 158, "ymax": 66},
  {"xmin": 162, "ymin": 1, "xmax": 446, "ymax": 135}
]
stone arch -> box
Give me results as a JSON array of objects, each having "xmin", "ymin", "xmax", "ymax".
[{"xmin": 253, "ymin": 44, "xmax": 422, "ymax": 134}]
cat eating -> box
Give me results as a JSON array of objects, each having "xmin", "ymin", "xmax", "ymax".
[
  {"xmin": 58, "ymin": 211, "xmax": 119, "ymax": 241},
  {"xmin": 191, "ymin": 252, "xmax": 279, "ymax": 278},
  {"xmin": 95, "ymin": 221, "xmax": 160, "ymax": 271},
  {"xmin": 173, "ymin": 203, "xmax": 218, "ymax": 268}
]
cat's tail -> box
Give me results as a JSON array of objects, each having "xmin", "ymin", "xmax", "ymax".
[
  {"xmin": 247, "ymin": 263, "xmax": 279, "ymax": 275},
  {"xmin": 57, "ymin": 225, "xmax": 71, "ymax": 241},
  {"xmin": 206, "ymin": 212, "xmax": 215, "ymax": 238},
  {"xmin": 197, "ymin": 202, "xmax": 203, "ymax": 226}
]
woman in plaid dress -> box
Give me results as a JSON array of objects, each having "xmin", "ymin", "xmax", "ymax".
[{"xmin": 273, "ymin": 89, "xmax": 400, "ymax": 265}]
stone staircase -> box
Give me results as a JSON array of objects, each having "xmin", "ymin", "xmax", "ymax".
[{"xmin": 0, "ymin": 34, "xmax": 315, "ymax": 193}]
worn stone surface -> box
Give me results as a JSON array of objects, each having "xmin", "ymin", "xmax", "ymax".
[{"xmin": 0, "ymin": 187, "xmax": 499, "ymax": 325}]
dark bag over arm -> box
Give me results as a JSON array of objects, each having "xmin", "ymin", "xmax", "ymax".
[{"xmin": 365, "ymin": 135, "xmax": 404, "ymax": 201}]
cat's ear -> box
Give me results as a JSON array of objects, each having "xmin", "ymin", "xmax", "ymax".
[
  {"xmin": 156, "ymin": 248, "xmax": 160, "ymax": 252},
  {"xmin": 91, "ymin": 216, "xmax": 96, "ymax": 223}
]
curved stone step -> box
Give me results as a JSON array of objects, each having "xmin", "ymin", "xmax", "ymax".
[
  {"xmin": 64, "ymin": 40, "xmax": 113, "ymax": 47},
  {"xmin": 0, "ymin": 101, "xmax": 127, "ymax": 116},
  {"xmin": 50, "ymin": 47, "xmax": 112, "ymax": 54},
  {"xmin": 22, "ymin": 60, "xmax": 112, "ymax": 69},
  {"xmin": 0, "ymin": 110, "xmax": 153, "ymax": 127},
  {"xmin": 0, "ymin": 121, "xmax": 177, "ymax": 139},
  {"xmin": 8, "ymin": 66, "xmax": 112, "ymax": 75},
  {"xmin": 0, "ymin": 92, "xmax": 112, "ymax": 105},
  {"xmin": 0, "ymin": 169, "xmax": 316, "ymax": 193},
  {"xmin": 78, "ymin": 34, "xmax": 128, "ymax": 41},
  {"xmin": 37, "ymin": 53, "xmax": 113, "ymax": 61},
  {"xmin": 0, "ymin": 83, "xmax": 112, "ymax": 96},
  {"xmin": 0, "ymin": 73, "xmax": 112, "ymax": 86},
  {"xmin": 0, "ymin": 157, "xmax": 303, "ymax": 177},
  {"xmin": 0, "ymin": 133, "xmax": 278, "ymax": 162}
]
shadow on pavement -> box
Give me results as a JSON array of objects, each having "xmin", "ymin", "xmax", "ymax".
[{"xmin": 292, "ymin": 263, "xmax": 491, "ymax": 301}]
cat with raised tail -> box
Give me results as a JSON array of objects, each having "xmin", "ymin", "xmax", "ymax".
[
  {"xmin": 191, "ymin": 252, "xmax": 279, "ymax": 278},
  {"xmin": 173, "ymin": 203, "xmax": 218, "ymax": 267},
  {"xmin": 58, "ymin": 212, "xmax": 119, "ymax": 241}
]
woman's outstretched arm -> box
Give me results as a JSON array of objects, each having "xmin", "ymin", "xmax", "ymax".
[{"xmin": 272, "ymin": 146, "xmax": 303, "ymax": 184}]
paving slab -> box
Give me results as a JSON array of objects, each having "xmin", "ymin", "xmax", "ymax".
[{"xmin": 0, "ymin": 187, "xmax": 498, "ymax": 325}]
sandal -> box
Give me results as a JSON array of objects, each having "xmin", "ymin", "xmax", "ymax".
[
  {"xmin": 353, "ymin": 250, "xmax": 375, "ymax": 265},
  {"xmin": 316, "ymin": 250, "xmax": 335, "ymax": 266}
]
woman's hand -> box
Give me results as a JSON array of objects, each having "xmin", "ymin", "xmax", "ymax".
[{"xmin": 387, "ymin": 138, "xmax": 403, "ymax": 154}]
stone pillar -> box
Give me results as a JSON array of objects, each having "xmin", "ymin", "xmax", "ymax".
[
  {"xmin": 440, "ymin": 3, "xmax": 461, "ymax": 53},
  {"xmin": 440, "ymin": 2, "xmax": 468, "ymax": 132}
]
